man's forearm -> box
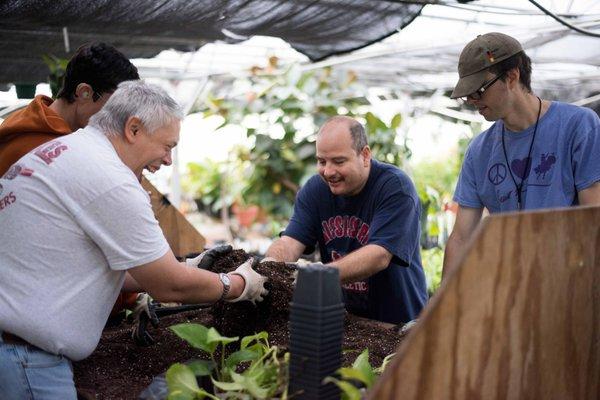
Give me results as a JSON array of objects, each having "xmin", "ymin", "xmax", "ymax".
[
  {"xmin": 327, "ymin": 244, "xmax": 391, "ymax": 283},
  {"xmin": 578, "ymin": 181, "xmax": 600, "ymax": 206},
  {"xmin": 265, "ymin": 238, "xmax": 302, "ymax": 262},
  {"xmin": 442, "ymin": 234, "xmax": 465, "ymax": 279},
  {"xmin": 442, "ymin": 205, "xmax": 483, "ymax": 280},
  {"xmin": 122, "ymin": 272, "xmax": 143, "ymax": 292}
]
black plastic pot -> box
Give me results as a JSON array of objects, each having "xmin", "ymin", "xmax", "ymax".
[{"xmin": 288, "ymin": 265, "xmax": 344, "ymax": 400}]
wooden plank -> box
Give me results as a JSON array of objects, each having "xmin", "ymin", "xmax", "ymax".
[
  {"xmin": 370, "ymin": 206, "xmax": 600, "ymax": 400},
  {"xmin": 142, "ymin": 177, "xmax": 206, "ymax": 257}
]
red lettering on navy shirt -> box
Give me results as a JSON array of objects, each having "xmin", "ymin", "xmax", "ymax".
[
  {"xmin": 334, "ymin": 215, "xmax": 344, "ymax": 237},
  {"xmin": 346, "ymin": 216, "xmax": 359, "ymax": 237},
  {"xmin": 342, "ymin": 281, "xmax": 368, "ymax": 292},
  {"xmin": 321, "ymin": 215, "xmax": 370, "ymax": 245},
  {"xmin": 331, "ymin": 250, "xmax": 342, "ymax": 261},
  {"xmin": 322, "ymin": 220, "xmax": 332, "ymax": 242},
  {"xmin": 356, "ymin": 223, "xmax": 369, "ymax": 245}
]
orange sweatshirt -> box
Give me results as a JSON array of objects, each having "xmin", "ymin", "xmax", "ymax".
[{"xmin": 0, "ymin": 95, "xmax": 71, "ymax": 175}]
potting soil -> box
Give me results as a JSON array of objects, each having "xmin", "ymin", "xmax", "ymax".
[{"xmin": 73, "ymin": 250, "xmax": 404, "ymax": 399}]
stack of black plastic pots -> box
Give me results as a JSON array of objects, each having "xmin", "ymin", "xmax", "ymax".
[{"xmin": 289, "ymin": 264, "xmax": 344, "ymax": 399}]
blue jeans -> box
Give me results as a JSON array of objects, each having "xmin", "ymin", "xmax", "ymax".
[{"xmin": 0, "ymin": 332, "xmax": 77, "ymax": 400}]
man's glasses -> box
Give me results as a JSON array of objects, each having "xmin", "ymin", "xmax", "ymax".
[{"xmin": 460, "ymin": 72, "xmax": 505, "ymax": 102}]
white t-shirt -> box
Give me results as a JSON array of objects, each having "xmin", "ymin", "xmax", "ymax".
[{"xmin": 0, "ymin": 126, "xmax": 170, "ymax": 360}]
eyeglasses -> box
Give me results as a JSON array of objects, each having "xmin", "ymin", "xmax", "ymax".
[{"xmin": 460, "ymin": 73, "xmax": 505, "ymax": 102}]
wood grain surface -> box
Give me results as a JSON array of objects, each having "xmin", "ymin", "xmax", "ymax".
[
  {"xmin": 141, "ymin": 177, "xmax": 206, "ymax": 257},
  {"xmin": 370, "ymin": 206, "xmax": 600, "ymax": 400}
]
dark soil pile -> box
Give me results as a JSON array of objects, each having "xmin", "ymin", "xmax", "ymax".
[
  {"xmin": 73, "ymin": 250, "xmax": 404, "ymax": 399},
  {"xmin": 210, "ymin": 250, "xmax": 295, "ymax": 343}
]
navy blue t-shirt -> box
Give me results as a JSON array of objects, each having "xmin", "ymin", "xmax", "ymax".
[{"xmin": 284, "ymin": 160, "xmax": 428, "ymax": 324}]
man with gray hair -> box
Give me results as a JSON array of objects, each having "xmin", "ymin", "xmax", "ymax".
[
  {"xmin": 264, "ymin": 116, "xmax": 427, "ymax": 325},
  {"xmin": 0, "ymin": 81, "xmax": 268, "ymax": 399}
]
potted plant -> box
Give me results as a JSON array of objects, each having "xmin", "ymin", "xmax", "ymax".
[{"xmin": 164, "ymin": 324, "xmax": 290, "ymax": 399}]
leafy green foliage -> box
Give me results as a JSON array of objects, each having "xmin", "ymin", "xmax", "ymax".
[
  {"xmin": 42, "ymin": 54, "xmax": 69, "ymax": 98},
  {"xmin": 323, "ymin": 349, "xmax": 393, "ymax": 400},
  {"xmin": 182, "ymin": 157, "xmax": 247, "ymax": 217},
  {"xmin": 171, "ymin": 323, "xmax": 238, "ymax": 355},
  {"xmin": 421, "ymin": 247, "xmax": 444, "ymax": 296},
  {"xmin": 166, "ymin": 363, "xmax": 219, "ymax": 400},
  {"xmin": 167, "ymin": 323, "xmax": 289, "ymax": 399},
  {"xmin": 411, "ymin": 156, "xmax": 459, "ymax": 250},
  {"xmin": 365, "ymin": 112, "xmax": 410, "ymax": 167}
]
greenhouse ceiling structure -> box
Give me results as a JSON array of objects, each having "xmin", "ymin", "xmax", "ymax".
[
  {"xmin": 1, "ymin": 0, "xmax": 599, "ymax": 109},
  {"xmin": 0, "ymin": 0, "xmax": 425, "ymax": 83}
]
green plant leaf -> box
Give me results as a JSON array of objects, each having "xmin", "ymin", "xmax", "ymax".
[
  {"xmin": 351, "ymin": 349, "xmax": 376, "ymax": 387},
  {"xmin": 206, "ymin": 327, "xmax": 239, "ymax": 348},
  {"xmin": 170, "ymin": 324, "xmax": 213, "ymax": 354},
  {"xmin": 337, "ymin": 367, "xmax": 367, "ymax": 382},
  {"xmin": 225, "ymin": 349, "xmax": 261, "ymax": 369},
  {"xmin": 390, "ymin": 113, "xmax": 402, "ymax": 130},
  {"xmin": 187, "ymin": 360, "xmax": 216, "ymax": 377},
  {"xmin": 323, "ymin": 377, "xmax": 362, "ymax": 400},
  {"xmin": 165, "ymin": 363, "xmax": 200, "ymax": 399},
  {"xmin": 231, "ymin": 370, "xmax": 270, "ymax": 399},
  {"xmin": 211, "ymin": 377, "xmax": 245, "ymax": 392},
  {"xmin": 374, "ymin": 353, "xmax": 395, "ymax": 375},
  {"xmin": 240, "ymin": 331, "xmax": 269, "ymax": 350}
]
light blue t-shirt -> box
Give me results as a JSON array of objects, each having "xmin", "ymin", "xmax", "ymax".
[{"xmin": 454, "ymin": 101, "xmax": 600, "ymax": 212}]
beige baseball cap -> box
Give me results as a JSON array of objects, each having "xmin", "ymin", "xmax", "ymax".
[{"xmin": 450, "ymin": 32, "xmax": 523, "ymax": 99}]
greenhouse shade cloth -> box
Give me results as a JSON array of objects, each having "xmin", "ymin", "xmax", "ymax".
[{"xmin": 0, "ymin": 0, "xmax": 424, "ymax": 84}]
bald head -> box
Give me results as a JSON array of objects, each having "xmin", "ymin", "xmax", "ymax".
[
  {"xmin": 316, "ymin": 116, "xmax": 372, "ymax": 196},
  {"xmin": 319, "ymin": 116, "xmax": 367, "ymax": 154}
]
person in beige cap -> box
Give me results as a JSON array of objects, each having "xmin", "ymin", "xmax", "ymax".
[{"xmin": 443, "ymin": 32, "xmax": 600, "ymax": 278}]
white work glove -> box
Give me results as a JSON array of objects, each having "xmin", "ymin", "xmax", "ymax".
[
  {"xmin": 129, "ymin": 293, "xmax": 159, "ymax": 346},
  {"xmin": 295, "ymin": 258, "xmax": 317, "ymax": 267},
  {"xmin": 227, "ymin": 258, "xmax": 269, "ymax": 304},
  {"xmin": 292, "ymin": 261, "xmax": 324, "ymax": 285},
  {"xmin": 185, "ymin": 244, "xmax": 233, "ymax": 270},
  {"xmin": 399, "ymin": 319, "xmax": 418, "ymax": 338},
  {"xmin": 259, "ymin": 257, "xmax": 315, "ymax": 267}
]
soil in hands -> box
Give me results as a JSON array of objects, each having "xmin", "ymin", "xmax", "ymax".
[{"xmin": 73, "ymin": 250, "xmax": 404, "ymax": 399}]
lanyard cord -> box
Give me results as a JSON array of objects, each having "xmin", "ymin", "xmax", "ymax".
[{"xmin": 501, "ymin": 96, "xmax": 542, "ymax": 210}]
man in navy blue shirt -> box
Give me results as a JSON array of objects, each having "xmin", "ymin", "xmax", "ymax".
[{"xmin": 265, "ymin": 116, "xmax": 427, "ymax": 324}]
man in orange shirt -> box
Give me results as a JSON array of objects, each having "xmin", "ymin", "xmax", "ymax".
[
  {"xmin": 0, "ymin": 42, "xmax": 139, "ymax": 175},
  {"xmin": 0, "ymin": 42, "xmax": 140, "ymax": 175}
]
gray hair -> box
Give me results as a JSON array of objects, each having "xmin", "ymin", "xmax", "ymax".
[
  {"xmin": 320, "ymin": 116, "xmax": 367, "ymax": 153},
  {"xmin": 89, "ymin": 80, "xmax": 183, "ymax": 137}
]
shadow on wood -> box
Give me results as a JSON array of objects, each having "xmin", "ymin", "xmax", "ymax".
[
  {"xmin": 370, "ymin": 206, "xmax": 600, "ymax": 400},
  {"xmin": 142, "ymin": 177, "xmax": 206, "ymax": 257}
]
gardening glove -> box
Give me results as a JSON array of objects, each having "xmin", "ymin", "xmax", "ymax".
[
  {"xmin": 398, "ymin": 319, "xmax": 418, "ymax": 339},
  {"xmin": 292, "ymin": 261, "xmax": 324, "ymax": 285},
  {"xmin": 130, "ymin": 293, "xmax": 159, "ymax": 346},
  {"xmin": 185, "ymin": 244, "xmax": 233, "ymax": 270},
  {"xmin": 227, "ymin": 258, "xmax": 269, "ymax": 304},
  {"xmin": 259, "ymin": 256, "xmax": 277, "ymax": 264},
  {"xmin": 294, "ymin": 258, "xmax": 316, "ymax": 267}
]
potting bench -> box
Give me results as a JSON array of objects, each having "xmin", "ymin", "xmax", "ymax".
[{"xmin": 370, "ymin": 206, "xmax": 600, "ymax": 399}]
